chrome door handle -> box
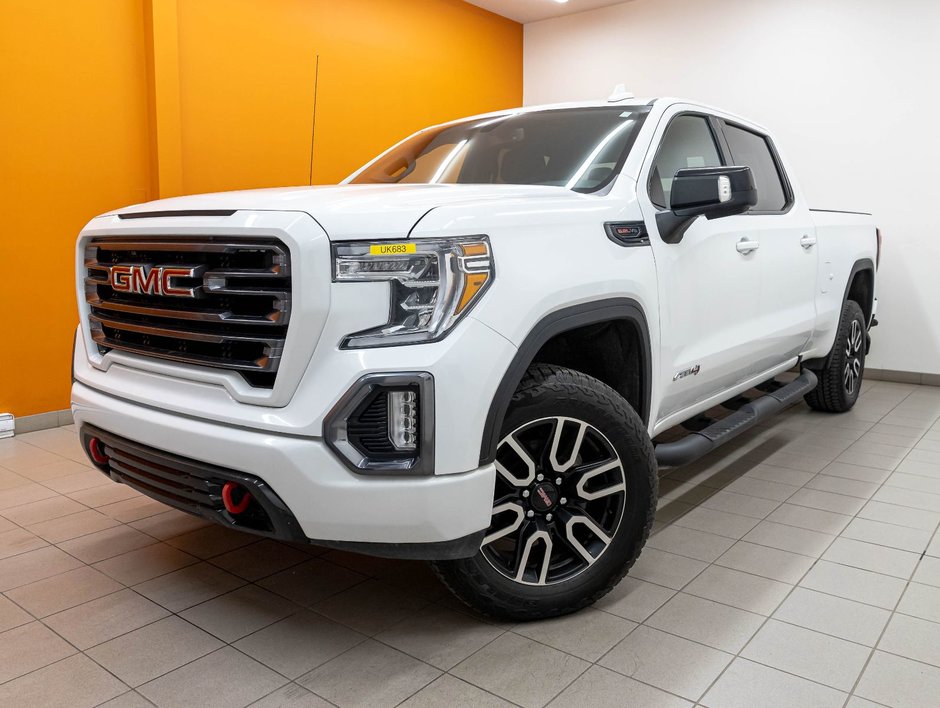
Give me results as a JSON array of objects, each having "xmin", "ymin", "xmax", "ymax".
[
  {"xmin": 736, "ymin": 238, "xmax": 760, "ymax": 255},
  {"xmin": 800, "ymin": 234, "xmax": 817, "ymax": 249}
]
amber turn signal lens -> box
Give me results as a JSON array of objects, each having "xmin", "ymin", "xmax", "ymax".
[{"xmin": 455, "ymin": 272, "xmax": 489, "ymax": 315}]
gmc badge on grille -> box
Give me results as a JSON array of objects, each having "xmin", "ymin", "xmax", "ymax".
[{"xmin": 109, "ymin": 264, "xmax": 203, "ymax": 298}]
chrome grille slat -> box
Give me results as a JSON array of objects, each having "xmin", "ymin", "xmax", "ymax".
[{"xmin": 84, "ymin": 236, "xmax": 292, "ymax": 386}]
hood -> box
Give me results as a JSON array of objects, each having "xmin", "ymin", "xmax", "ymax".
[{"xmin": 107, "ymin": 183, "xmax": 592, "ymax": 240}]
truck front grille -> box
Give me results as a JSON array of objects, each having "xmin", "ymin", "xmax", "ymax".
[{"xmin": 84, "ymin": 236, "xmax": 291, "ymax": 387}]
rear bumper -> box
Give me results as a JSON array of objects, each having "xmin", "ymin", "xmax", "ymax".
[{"xmin": 71, "ymin": 382, "xmax": 495, "ymax": 557}]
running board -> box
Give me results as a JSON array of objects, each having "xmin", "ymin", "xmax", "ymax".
[{"xmin": 654, "ymin": 371, "xmax": 818, "ymax": 468}]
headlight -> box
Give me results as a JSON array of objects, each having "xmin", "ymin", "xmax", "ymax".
[{"xmin": 332, "ymin": 236, "xmax": 493, "ymax": 348}]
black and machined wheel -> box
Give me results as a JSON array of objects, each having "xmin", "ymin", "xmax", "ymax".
[
  {"xmin": 805, "ymin": 299, "xmax": 867, "ymax": 413},
  {"xmin": 433, "ymin": 364, "xmax": 657, "ymax": 621}
]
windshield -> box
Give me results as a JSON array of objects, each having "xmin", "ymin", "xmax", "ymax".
[{"xmin": 350, "ymin": 106, "xmax": 649, "ymax": 193}]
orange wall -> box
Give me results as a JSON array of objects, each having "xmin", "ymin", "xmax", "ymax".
[{"xmin": 0, "ymin": 0, "xmax": 521, "ymax": 419}]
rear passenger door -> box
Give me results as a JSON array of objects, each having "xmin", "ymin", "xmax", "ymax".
[{"xmin": 716, "ymin": 120, "xmax": 818, "ymax": 364}]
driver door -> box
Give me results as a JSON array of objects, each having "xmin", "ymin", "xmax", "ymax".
[{"xmin": 638, "ymin": 110, "xmax": 768, "ymax": 424}]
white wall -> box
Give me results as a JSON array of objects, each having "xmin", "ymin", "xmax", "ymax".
[{"xmin": 525, "ymin": 0, "xmax": 940, "ymax": 375}]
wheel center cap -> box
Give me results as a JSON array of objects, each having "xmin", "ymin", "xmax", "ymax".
[{"xmin": 530, "ymin": 482, "xmax": 559, "ymax": 512}]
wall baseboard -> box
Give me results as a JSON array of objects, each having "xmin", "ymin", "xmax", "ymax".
[
  {"xmin": 866, "ymin": 368, "xmax": 940, "ymax": 387},
  {"xmin": 13, "ymin": 409, "xmax": 74, "ymax": 435}
]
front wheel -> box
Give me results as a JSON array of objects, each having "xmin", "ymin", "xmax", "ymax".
[
  {"xmin": 432, "ymin": 364, "xmax": 657, "ymax": 621},
  {"xmin": 804, "ymin": 299, "xmax": 867, "ymax": 413}
]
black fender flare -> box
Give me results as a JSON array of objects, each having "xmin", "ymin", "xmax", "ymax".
[
  {"xmin": 479, "ymin": 297, "xmax": 652, "ymax": 465},
  {"xmin": 804, "ymin": 257, "xmax": 875, "ymax": 370}
]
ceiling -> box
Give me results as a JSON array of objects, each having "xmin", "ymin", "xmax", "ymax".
[{"xmin": 464, "ymin": 0, "xmax": 632, "ymax": 24}]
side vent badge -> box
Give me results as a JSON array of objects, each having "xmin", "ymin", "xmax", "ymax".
[
  {"xmin": 673, "ymin": 365, "xmax": 701, "ymax": 382},
  {"xmin": 605, "ymin": 221, "xmax": 650, "ymax": 247}
]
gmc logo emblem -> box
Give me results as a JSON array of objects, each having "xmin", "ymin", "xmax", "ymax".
[{"xmin": 109, "ymin": 265, "xmax": 202, "ymax": 298}]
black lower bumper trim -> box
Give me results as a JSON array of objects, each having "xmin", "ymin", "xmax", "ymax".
[{"xmin": 307, "ymin": 529, "xmax": 486, "ymax": 560}]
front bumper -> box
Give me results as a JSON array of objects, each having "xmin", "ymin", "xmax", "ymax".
[{"xmin": 72, "ymin": 381, "xmax": 495, "ymax": 556}]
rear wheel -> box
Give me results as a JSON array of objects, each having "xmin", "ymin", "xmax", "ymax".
[
  {"xmin": 805, "ymin": 299, "xmax": 867, "ymax": 413},
  {"xmin": 432, "ymin": 364, "xmax": 657, "ymax": 621}
]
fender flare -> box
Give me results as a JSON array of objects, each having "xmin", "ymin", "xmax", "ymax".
[
  {"xmin": 805, "ymin": 257, "xmax": 875, "ymax": 370},
  {"xmin": 479, "ymin": 298, "xmax": 652, "ymax": 465}
]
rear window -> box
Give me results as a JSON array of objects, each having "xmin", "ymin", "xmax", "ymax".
[{"xmin": 722, "ymin": 124, "xmax": 789, "ymax": 212}]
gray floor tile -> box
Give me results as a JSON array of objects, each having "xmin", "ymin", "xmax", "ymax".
[
  {"xmin": 97, "ymin": 691, "xmax": 156, "ymax": 708},
  {"xmin": 513, "ymin": 606, "xmax": 635, "ymax": 662},
  {"xmin": 399, "ymin": 674, "xmax": 513, "ymax": 707},
  {"xmin": 0, "ymin": 545, "xmax": 84, "ymax": 591},
  {"xmin": 857, "ymin": 500, "xmax": 940, "ymax": 532},
  {"xmin": 699, "ymin": 490, "xmax": 780, "ymax": 519},
  {"xmin": 673, "ymin": 506, "xmax": 759, "ymax": 539},
  {"xmin": 249, "ymin": 683, "xmax": 333, "ymax": 707},
  {"xmin": 912, "ymin": 555, "xmax": 940, "ymax": 587},
  {"xmin": 0, "ymin": 594, "xmax": 32, "ymax": 632},
  {"xmin": 5, "ymin": 565, "xmax": 122, "ymax": 617},
  {"xmin": 714, "ymin": 541, "xmax": 815, "ymax": 584},
  {"xmin": 86, "ymin": 615, "xmax": 224, "ymax": 686},
  {"xmin": 800, "ymin": 560, "xmax": 907, "ymax": 609},
  {"xmin": 551, "ymin": 664, "xmax": 691, "ymax": 707},
  {"xmin": 684, "ymin": 565, "xmax": 791, "ymax": 616},
  {"xmin": 648, "ymin": 524, "xmax": 736, "ymax": 562},
  {"xmin": 741, "ymin": 619, "xmax": 870, "ymax": 691},
  {"xmin": 742, "ymin": 520, "xmax": 835, "ymax": 557},
  {"xmin": 855, "ymin": 650, "xmax": 940, "ymax": 708},
  {"xmin": 180, "ymin": 584, "xmax": 299, "ymax": 642},
  {"xmin": 313, "ymin": 578, "xmax": 429, "ymax": 635},
  {"xmin": 234, "ymin": 609, "xmax": 365, "ymax": 679},
  {"xmin": 593, "ymin": 575, "xmax": 676, "ymax": 622},
  {"xmin": 896, "ymin": 581, "xmax": 940, "ymax": 624},
  {"xmin": 0, "ymin": 654, "xmax": 127, "ymax": 708},
  {"xmin": 646, "ymin": 592, "xmax": 764, "ymax": 653},
  {"xmin": 879, "ymin": 612, "xmax": 940, "ymax": 668},
  {"xmin": 138, "ymin": 646, "xmax": 286, "ymax": 708},
  {"xmin": 0, "ymin": 621, "xmax": 76, "ymax": 683},
  {"xmin": 627, "ymin": 547, "xmax": 708, "ymax": 589},
  {"xmin": 842, "ymin": 517, "xmax": 933, "ymax": 553},
  {"xmin": 804, "ymin": 474, "xmax": 880, "ymax": 499},
  {"xmin": 772, "ymin": 587, "xmax": 890, "ymax": 646},
  {"xmin": 600, "ymin": 625, "xmax": 732, "ymax": 701},
  {"xmin": 92, "ymin": 542, "xmax": 199, "ymax": 585},
  {"xmin": 43, "ymin": 588, "xmax": 169, "ymax": 650},
  {"xmin": 451, "ymin": 632, "xmax": 588, "ymax": 708},
  {"xmin": 822, "ymin": 537, "xmax": 921, "ymax": 579},
  {"xmin": 701, "ymin": 657, "xmax": 845, "ymax": 708},
  {"xmin": 788, "ymin": 487, "xmax": 867, "ymax": 515},
  {"xmin": 300, "ymin": 639, "xmax": 441, "ymax": 707},
  {"xmin": 766, "ymin": 503, "xmax": 852, "ymax": 534},
  {"xmin": 133, "ymin": 561, "xmax": 245, "ymax": 612},
  {"xmin": 258, "ymin": 557, "xmax": 367, "ymax": 607}
]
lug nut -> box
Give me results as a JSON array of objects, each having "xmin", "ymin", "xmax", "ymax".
[
  {"xmin": 555, "ymin": 477, "xmax": 562, "ymax": 485},
  {"xmin": 536, "ymin": 473, "xmax": 544, "ymax": 482},
  {"xmin": 560, "ymin": 497, "xmax": 567, "ymax": 504},
  {"xmin": 546, "ymin": 513, "xmax": 553, "ymax": 522},
  {"xmin": 522, "ymin": 490, "xmax": 530, "ymax": 498},
  {"xmin": 526, "ymin": 510, "xmax": 535, "ymax": 518}
]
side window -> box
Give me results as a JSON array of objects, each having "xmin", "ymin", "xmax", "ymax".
[
  {"xmin": 648, "ymin": 115, "xmax": 722, "ymax": 209},
  {"xmin": 722, "ymin": 124, "xmax": 788, "ymax": 212}
]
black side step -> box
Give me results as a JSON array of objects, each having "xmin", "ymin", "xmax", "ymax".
[{"xmin": 655, "ymin": 371, "xmax": 818, "ymax": 468}]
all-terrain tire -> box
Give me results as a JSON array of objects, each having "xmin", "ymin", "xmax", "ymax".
[
  {"xmin": 432, "ymin": 364, "xmax": 658, "ymax": 621},
  {"xmin": 804, "ymin": 299, "xmax": 867, "ymax": 413}
]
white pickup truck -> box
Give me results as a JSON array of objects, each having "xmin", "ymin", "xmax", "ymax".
[{"xmin": 72, "ymin": 95, "xmax": 879, "ymax": 619}]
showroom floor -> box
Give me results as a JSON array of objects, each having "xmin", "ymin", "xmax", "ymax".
[{"xmin": 1, "ymin": 380, "xmax": 940, "ymax": 707}]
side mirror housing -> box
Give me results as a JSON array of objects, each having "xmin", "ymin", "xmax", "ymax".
[
  {"xmin": 657, "ymin": 166, "xmax": 758, "ymax": 243},
  {"xmin": 670, "ymin": 166, "xmax": 757, "ymax": 219}
]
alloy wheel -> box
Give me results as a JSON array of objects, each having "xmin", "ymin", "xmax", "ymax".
[
  {"xmin": 843, "ymin": 318, "xmax": 863, "ymax": 395},
  {"xmin": 482, "ymin": 416, "xmax": 627, "ymax": 586}
]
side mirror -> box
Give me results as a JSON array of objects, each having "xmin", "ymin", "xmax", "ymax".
[{"xmin": 657, "ymin": 166, "xmax": 758, "ymax": 243}]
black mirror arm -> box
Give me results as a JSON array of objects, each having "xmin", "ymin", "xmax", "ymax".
[{"xmin": 656, "ymin": 211, "xmax": 697, "ymax": 244}]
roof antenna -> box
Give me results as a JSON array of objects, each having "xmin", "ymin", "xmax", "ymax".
[
  {"xmin": 607, "ymin": 83, "xmax": 635, "ymax": 102},
  {"xmin": 307, "ymin": 53, "xmax": 320, "ymax": 186}
]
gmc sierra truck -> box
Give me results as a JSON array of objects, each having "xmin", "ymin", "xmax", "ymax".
[{"xmin": 72, "ymin": 95, "xmax": 879, "ymax": 620}]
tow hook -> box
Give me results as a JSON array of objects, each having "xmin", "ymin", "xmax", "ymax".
[{"xmin": 222, "ymin": 481, "xmax": 253, "ymax": 514}]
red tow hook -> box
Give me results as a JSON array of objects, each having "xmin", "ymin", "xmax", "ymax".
[
  {"xmin": 222, "ymin": 481, "xmax": 252, "ymax": 514},
  {"xmin": 88, "ymin": 437, "xmax": 109, "ymax": 465}
]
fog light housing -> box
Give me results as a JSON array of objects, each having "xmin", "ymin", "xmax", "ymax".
[{"xmin": 325, "ymin": 373, "xmax": 434, "ymax": 475}]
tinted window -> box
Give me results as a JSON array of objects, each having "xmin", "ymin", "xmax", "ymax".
[
  {"xmin": 649, "ymin": 115, "xmax": 722, "ymax": 209},
  {"xmin": 722, "ymin": 124, "xmax": 788, "ymax": 211},
  {"xmin": 351, "ymin": 107, "xmax": 647, "ymax": 193}
]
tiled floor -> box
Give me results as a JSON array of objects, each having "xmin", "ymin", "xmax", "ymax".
[{"xmin": 2, "ymin": 379, "xmax": 940, "ymax": 707}]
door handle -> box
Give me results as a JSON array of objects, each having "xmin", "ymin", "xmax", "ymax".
[
  {"xmin": 736, "ymin": 238, "xmax": 760, "ymax": 255},
  {"xmin": 800, "ymin": 234, "xmax": 817, "ymax": 249}
]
